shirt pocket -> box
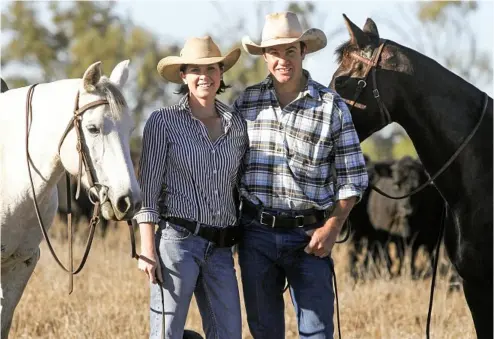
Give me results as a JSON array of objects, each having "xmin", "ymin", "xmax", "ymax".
[{"xmin": 286, "ymin": 129, "xmax": 333, "ymax": 169}]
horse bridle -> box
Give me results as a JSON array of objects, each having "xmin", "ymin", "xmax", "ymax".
[
  {"xmin": 25, "ymin": 83, "xmax": 109, "ymax": 293},
  {"xmin": 343, "ymin": 40, "xmax": 392, "ymax": 128},
  {"xmin": 341, "ymin": 40, "xmax": 489, "ymax": 339},
  {"xmin": 343, "ymin": 39, "xmax": 489, "ymax": 201}
]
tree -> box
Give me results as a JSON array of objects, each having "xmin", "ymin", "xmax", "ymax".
[
  {"xmin": 1, "ymin": 1, "xmax": 179, "ymax": 150},
  {"xmin": 375, "ymin": 1, "xmax": 492, "ymax": 90},
  {"xmin": 359, "ymin": 1, "xmax": 492, "ymax": 160}
]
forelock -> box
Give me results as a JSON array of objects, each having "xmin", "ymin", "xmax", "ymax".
[{"xmin": 90, "ymin": 76, "xmax": 128, "ymax": 120}]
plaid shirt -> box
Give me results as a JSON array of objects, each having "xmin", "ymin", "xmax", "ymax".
[{"xmin": 233, "ymin": 71, "xmax": 368, "ymax": 211}]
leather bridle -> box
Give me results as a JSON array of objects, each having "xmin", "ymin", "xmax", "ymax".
[
  {"xmin": 341, "ymin": 39, "xmax": 489, "ymax": 201},
  {"xmin": 343, "ymin": 40, "xmax": 392, "ymax": 128},
  {"xmin": 25, "ymin": 84, "xmax": 109, "ymax": 293}
]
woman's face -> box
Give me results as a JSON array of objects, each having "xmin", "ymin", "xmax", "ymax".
[{"xmin": 180, "ymin": 63, "xmax": 222, "ymax": 101}]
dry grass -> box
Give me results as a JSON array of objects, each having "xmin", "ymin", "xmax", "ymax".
[{"xmin": 9, "ymin": 218, "xmax": 476, "ymax": 339}]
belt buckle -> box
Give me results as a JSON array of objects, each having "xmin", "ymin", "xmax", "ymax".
[
  {"xmin": 260, "ymin": 211, "xmax": 276, "ymax": 228},
  {"xmin": 295, "ymin": 215, "xmax": 305, "ymax": 227}
]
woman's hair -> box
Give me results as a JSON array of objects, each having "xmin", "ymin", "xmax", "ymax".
[{"xmin": 174, "ymin": 62, "xmax": 231, "ymax": 95}]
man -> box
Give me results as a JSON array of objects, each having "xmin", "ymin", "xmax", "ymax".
[{"xmin": 233, "ymin": 12, "xmax": 368, "ymax": 338}]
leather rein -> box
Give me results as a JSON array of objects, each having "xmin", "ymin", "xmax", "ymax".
[{"xmin": 25, "ymin": 84, "xmax": 109, "ymax": 293}]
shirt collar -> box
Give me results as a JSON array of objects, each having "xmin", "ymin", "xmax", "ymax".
[{"xmin": 179, "ymin": 94, "xmax": 233, "ymax": 126}]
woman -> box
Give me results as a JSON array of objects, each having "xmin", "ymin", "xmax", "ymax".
[{"xmin": 134, "ymin": 36, "xmax": 248, "ymax": 339}]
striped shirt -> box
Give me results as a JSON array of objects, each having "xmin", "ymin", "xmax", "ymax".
[
  {"xmin": 134, "ymin": 95, "xmax": 249, "ymax": 227},
  {"xmin": 233, "ymin": 70, "xmax": 368, "ymax": 211}
]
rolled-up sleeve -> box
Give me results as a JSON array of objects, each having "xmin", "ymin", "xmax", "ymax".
[
  {"xmin": 133, "ymin": 109, "xmax": 168, "ymax": 224},
  {"xmin": 331, "ymin": 98, "xmax": 368, "ymax": 202}
]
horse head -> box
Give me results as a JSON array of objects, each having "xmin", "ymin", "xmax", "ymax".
[
  {"xmin": 330, "ymin": 14, "xmax": 414, "ymax": 141},
  {"xmin": 58, "ymin": 60, "xmax": 142, "ymax": 221}
]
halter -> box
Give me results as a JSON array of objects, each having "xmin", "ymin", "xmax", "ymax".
[
  {"xmin": 343, "ymin": 40, "xmax": 392, "ymax": 127},
  {"xmin": 25, "ymin": 84, "xmax": 109, "ymax": 293}
]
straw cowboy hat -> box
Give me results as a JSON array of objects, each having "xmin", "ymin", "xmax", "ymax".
[
  {"xmin": 157, "ymin": 36, "xmax": 241, "ymax": 84},
  {"xmin": 242, "ymin": 12, "xmax": 327, "ymax": 55}
]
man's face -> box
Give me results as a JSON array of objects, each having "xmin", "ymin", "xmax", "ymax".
[{"xmin": 263, "ymin": 42, "xmax": 306, "ymax": 85}]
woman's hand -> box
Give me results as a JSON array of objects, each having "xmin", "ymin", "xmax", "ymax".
[
  {"xmin": 138, "ymin": 222, "xmax": 163, "ymax": 284},
  {"xmin": 138, "ymin": 250, "xmax": 163, "ymax": 284}
]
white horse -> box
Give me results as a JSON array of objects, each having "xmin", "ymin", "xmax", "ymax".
[{"xmin": 0, "ymin": 60, "xmax": 142, "ymax": 338}]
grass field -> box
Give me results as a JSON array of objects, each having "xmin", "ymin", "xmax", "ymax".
[{"xmin": 9, "ymin": 218, "xmax": 476, "ymax": 339}]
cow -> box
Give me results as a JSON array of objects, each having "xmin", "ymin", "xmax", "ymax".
[{"xmin": 347, "ymin": 155, "xmax": 450, "ymax": 281}]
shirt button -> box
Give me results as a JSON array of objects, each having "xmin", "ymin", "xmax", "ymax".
[
  {"xmin": 214, "ymin": 189, "xmax": 219, "ymax": 195},
  {"xmin": 213, "ymin": 169, "xmax": 217, "ymax": 174},
  {"xmin": 211, "ymin": 149, "xmax": 216, "ymax": 154}
]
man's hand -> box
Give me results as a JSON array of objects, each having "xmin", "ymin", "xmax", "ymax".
[
  {"xmin": 304, "ymin": 197, "xmax": 357, "ymax": 258},
  {"xmin": 304, "ymin": 225, "xmax": 339, "ymax": 258}
]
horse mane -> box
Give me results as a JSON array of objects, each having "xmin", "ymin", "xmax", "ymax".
[
  {"xmin": 91, "ymin": 76, "xmax": 128, "ymax": 120},
  {"xmin": 335, "ymin": 40, "xmax": 351, "ymax": 64}
]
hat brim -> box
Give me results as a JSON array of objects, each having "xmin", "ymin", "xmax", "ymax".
[
  {"xmin": 157, "ymin": 48, "xmax": 241, "ymax": 83},
  {"xmin": 242, "ymin": 28, "xmax": 327, "ymax": 55}
]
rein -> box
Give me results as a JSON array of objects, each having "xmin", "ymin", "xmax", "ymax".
[
  {"xmin": 342, "ymin": 40, "xmax": 489, "ymax": 339},
  {"xmin": 25, "ymin": 84, "xmax": 108, "ymax": 293}
]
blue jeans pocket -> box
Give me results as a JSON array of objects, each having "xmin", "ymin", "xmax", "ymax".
[{"xmin": 159, "ymin": 221, "xmax": 191, "ymax": 241}]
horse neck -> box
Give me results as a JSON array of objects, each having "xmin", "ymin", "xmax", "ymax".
[
  {"xmin": 392, "ymin": 47, "xmax": 492, "ymax": 200},
  {"xmin": 15, "ymin": 80, "xmax": 81, "ymax": 199}
]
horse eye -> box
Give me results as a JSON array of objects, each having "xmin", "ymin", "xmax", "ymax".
[{"xmin": 86, "ymin": 125, "xmax": 100, "ymax": 135}]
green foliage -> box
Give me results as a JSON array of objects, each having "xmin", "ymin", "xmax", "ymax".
[
  {"xmin": 418, "ymin": 1, "xmax": 477, "ymax": 22},
  {"xmin": 1, "ymin": 1, "xmax": 178, "ymax": 151},
  {"xmin": 361, "ymin": 135, "xmax": 419, "ymax": 162},
  {"xmin": 392, "ymin": 137, "xmax": 419, "ymax": 160}
]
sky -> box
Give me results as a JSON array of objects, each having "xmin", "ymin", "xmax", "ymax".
[
  {"xmin": 1, "ymin": 0, "xmax": 493, "ymax": 136},
  {"xmin": 1, "ymin": 0, "xmax": 493, "ymax": 96},
  {"xmin": 112, "ymin": 0, "xmax": 494, "ymax": 96}
]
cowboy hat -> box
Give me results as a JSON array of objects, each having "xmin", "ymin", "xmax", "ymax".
[
  {"xmin": 242, "ymin": 12, "xmax": 327, "ymax": 55},
  {"xmin": 157, "ymin": 36, "xmax": 241, "ymax": 84}
]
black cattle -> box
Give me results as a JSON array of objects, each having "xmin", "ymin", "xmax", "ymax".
[
  {"xmin": 347, "ymin": 156, "xmax": 448, "ymax": 280},
  {"xmin": 345, "ymin": 156, "xmax": 406, "ymax": 280}
]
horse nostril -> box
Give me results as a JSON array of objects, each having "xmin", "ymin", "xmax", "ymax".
[{"xmin": 116, "ymin": 196, "xmax": 131, "ymax": 214}]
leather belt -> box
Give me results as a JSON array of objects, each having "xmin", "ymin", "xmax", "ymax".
[
  {"xmin": 241, "ymin": 199, "xmax": 330, "ymax": 229},
  {"xmin": 166, "ymin": 217, "xmax": 241, "ymax": 247}
]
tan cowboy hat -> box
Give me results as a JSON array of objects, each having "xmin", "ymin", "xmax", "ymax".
[
  {"xmin": 157, "ymin": 36, "xmax": 241, "ymax": 84},
  {"xmin": 242, "ymin": 12, "xmax": 327, "ymax": 55}
]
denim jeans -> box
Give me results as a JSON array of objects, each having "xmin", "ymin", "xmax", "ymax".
[
  {"xmin": 150, "ymin": 220, "xmax": 242, "ymax": 339},
  {"xmin": 238, "ymin": 215, "xmax": 335, "ymax": 339}
]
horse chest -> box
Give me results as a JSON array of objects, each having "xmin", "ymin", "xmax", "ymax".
[{"xmin": 1, "ymin": 187, "xmax": 58, "ymax": 261}]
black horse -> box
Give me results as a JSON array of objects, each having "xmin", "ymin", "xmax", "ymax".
[{"xmin": 330, "ymin": 15, "xmax": 492, "ymax": 338}]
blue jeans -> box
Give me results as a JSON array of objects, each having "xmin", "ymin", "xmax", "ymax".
[
  {"xmin": 238, "ymin": 215, "xmax": 335, "ymax": 339},
  {"xmin": 150, "ymin": 220, "xmax": 242, "ymax": 339}
]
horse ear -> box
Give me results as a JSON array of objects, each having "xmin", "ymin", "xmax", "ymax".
[
  {"xmin": 363, "ymin": 18, "xmax": 379, "ymax": 38},
  {"xmin": 343, "ymin": 14, "xmax": 368, "ymax": 49},
  {"xmin": 109, "ymin": 60, "xmax": 130, "ymax": 88},
  {"xmin": 82, "ymin": 61, "xmax": 102, "ymax": 92}
]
